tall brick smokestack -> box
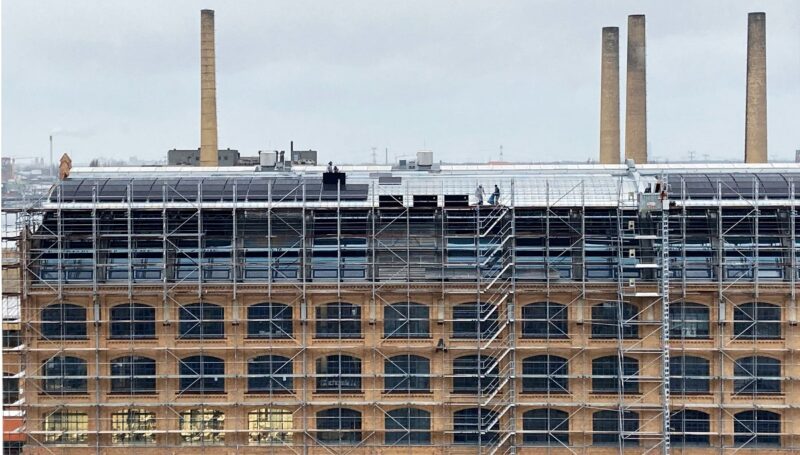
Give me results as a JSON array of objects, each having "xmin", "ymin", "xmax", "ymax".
[
  {"xmin": 200, "ymin": 9, "xmax": 218, "ymax": 167},
  {"xmin": 745, "ymin": 12, "xmax": 767, "ymax": 163},
  {"xmin": 599, "ymin": 27, "xmax": 620, "ymax": 164},
  {"xmin": 625, "ymin": 15, "xmax": 647, "ymax": 164}
]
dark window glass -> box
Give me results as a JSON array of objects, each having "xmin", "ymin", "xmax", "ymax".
[
  {"xmin": 384, "ymin": 355, "xmax": 430, "ymax": 393},
  {"xmin": 110, "ymin": 303, "xmax": 156, "ymax": 340},
  {"xmin": 523, "ymin": 408, "xmax": 569, "ymax": 446},
  {"xmin": 43, "ymin": 356, "xmax": 87, "ymax": 394},
  {"xmin": 669, "ymin": 356, "xmax": 710, "ymax": 394},
  {"xmin": 734, "ymin": 356, "xmax": 781, "ymax": 394},
  {"xmin": 110, "ymin": 356, "xmax": 156, "ymax": 394},
  {"xmin": 453, "ymin": 408, "xmax": 498, "ymax": 445},
  {"xmin": 592, "ymin": 356, "xmax": 639, "ymax": 394},
  {"xmin": 3, "ymin": 374, "xmax": 20, "ymax": 405},
  {"xmin": 179, "ymin": 355, "xmax": 225, "ymax": 394},
  {"xmin": 385, "ymin": 408, "xmax": 431, "ymax": 445},
  {"xmin": 734, "ymin": 410, "xmax": 780, "ymax": 447},
  {"xmin": 521, "ymin": 302, "xmax": 568, "ymax": 339},
  {"xmin": 247, "ymin": 355, "xmax": 293, "ymax": 393},
  {"xmin": 178, "ymin": 303, "xmax": 224, "ymax": 339},
  {"xmin": 452, "ymin": 303, "xmax": 498, "ymax": 339},
  {"xmin": 247, "ymin": 303, "xmax": 292, "ymax": 339},
  {"xmin": 591, "ymin": 302, "xmax": 639, "ymax": 339},
  {"xmin": 670, "ymin": 410, "xmax": 710, "ymax": 447},
  {"xmin": 384, "ymin": 302, "xmax": 430, "ymax": 339},
  {"xmin": 670, "ymin": 303, "xmax": 710, "ymax": 339},
  {"xmin": 593, "ymin": 410, "xmax": 639, "ymax": 446},
  {"xmin": 453, "ymin": 355, "xmax": 499, "ymax": 394},
  {"xmin": 733, "ymin": 303, "xmax": 780, "ymax": 339},
  {"xmin": 316, "ymin": 408, "xmax": 361, "ymax": 444},
  {"xmin": 316, "ymin": 355, "xmax": 361, "ymax": 392},
  {"xmin": 41, "ymin": 304, "xmax": 86, "ymax": 340},
  {"xmin": 315, "ymin": 303, "xmax": 361, "ymax": 339},
  {"xmin": 522, "ymin": 355, "xmax": 569, "ymax": 393}
]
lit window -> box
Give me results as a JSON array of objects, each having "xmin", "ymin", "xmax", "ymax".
[
  {"xmin": 248, "ymin": 408, "xmax": 292, "ymax": 445},
  {"xmin": 385, "ymin": 408, "xmax": 431, "ymax": 445},
  {"xmin": 44, "ymin": 411, "xmax": 88, "ymax": 444},
  {"xmin": 179, "ymin": 409, "xmax": 225, "ymax": 445},
  {"xmin": 111, "ymin": 409, "xmax": 156, "ymax": 445}
]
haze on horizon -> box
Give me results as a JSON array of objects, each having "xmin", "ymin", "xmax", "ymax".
[{"xmin": 2, "ymin": 0, "xmax": 799, "ymax": 165}]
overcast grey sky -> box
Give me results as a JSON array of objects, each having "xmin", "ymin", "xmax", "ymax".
[{"xmin": 2, "ymin": 0, "xmax": 799, "ymax": 165}]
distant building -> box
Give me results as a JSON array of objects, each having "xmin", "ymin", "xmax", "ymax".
[{"xmin": 167, "ymin": 148, "xmax": 240, "ymax": 166}]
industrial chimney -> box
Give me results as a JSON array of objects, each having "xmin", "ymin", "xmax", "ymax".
[
  {"xmin": 625, "ymin": 15, "xmax": 647, "ymax": 164},
  {"xmin": 599, "ymin": 27, "xmax": 620, "ymax": 164},
  {"xmin": 200, "ymin": 9, "xmax": 218, "ymax": 167},
  {"xmin": 745, "ymin": 12, "xmax": 767, "ymax": 163}
]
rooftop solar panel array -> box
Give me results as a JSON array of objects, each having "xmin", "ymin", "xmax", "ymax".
[
  {"xmin": 666, "ymin": 173, "xmax": 799, "ymax": 199},
  {"xmin": 51, "ymin": 177, "xmax": 370, "ymax": 203}
]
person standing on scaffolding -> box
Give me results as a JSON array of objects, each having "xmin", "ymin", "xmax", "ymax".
[
  {"xmin": 475, "ymin": 184, "xmax": 485, "ymax": 205},
  {"xmin": 489, "ymin": 184, "xmax": 500, "ymax": 205}
]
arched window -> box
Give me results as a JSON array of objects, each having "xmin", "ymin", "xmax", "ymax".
[
  {"xmin": 669, "ymin": 356, "xmax": 710, "ymax": 394},
  {"xmin": 453, "ymin": 408, "xmax": 499, "ymax": 445},
  {"xmin": 592, "ymin": 356, "xmax": 639, "ymax": 394},
  {"xmin": 44, "ymin": 411, "xmax": 88, "ymax": 444},
  {"xmin": 733, "ymin": 303, "xmax": 780, "ymax": 339},
  {"xmin": 521, "ymin": 302, "xmax": 568, "ymax": 339},
  {"xmin": 521, "ymin": 355, "xmax": 569, "ymax": 393},
  {"xmin": 3, "ymin": 373, "xmax": 19, "ymax": 405},
  {"xmin": 111, "ymin": 409, "xmax": 156, "ymax": 445},
  {"xmin": 316, "ymin": 355, "xmax": 361, "ymax": 392},
  {"xmin": 384, "ymin": 302, "xmax": 430, "ymax": 339},
  {"xmin": 315, "ymin": 302, "xmax": 361, "ymax": 339},
  {"xmin": 734, "ymin": 356, "xmax": 781, "ymax": 394},
  {"xmin": 110, "ymin": 356, "xmax": 156, "ymax": 394},
  {"xmin": 248, "ymin": 408, "xmax": 292, "ymax": 445},
  {"xmin": 453, "ymin": 355, "xmax": 499, "ymax": 394},
  {"xmin": 178, "ymin": 303, "xmax": 224, "ymax": 339},
  {"xmin": 247, "ymin": 303, "xmax": 292, "ymax": 339},
  {"xmin": 591, "ymin": 302, "xmax": 639, "ymax": 339},
  {"xmin": 179, "ymin": 355, "xmax": 225, "ymax": 394},
  {"xmin": 593, "ymin": 410, "xmax": 639, "ymax": 446},
  {"xmin": 41, "ymin": 304, "xmax": 86, "ymax": 340},
  {"xmin": 670, "ymin": 410, "xmax": 710, "ymax": 447},
  {"xmin": 110, "ymin": 303, "xmax": 155, "ymax": 339},
  {"xmin": 384, "ymin": 355, "xmax": 430, "ymax": 393},
  {"xmin": 316, "ymin": 408, "xmax": 361, "ymax": 444},
  {"xmin": 523, "ymin": 408, "xmax": 569, "ymax": 446},
  {"xmin": 670, "ymin": 303, "xmax": 710, "ymax": 339},
  {"xmin": 248, "ymin": 355, "xmax": 293, "ymax": 393},
  {"xmin": 385, "ymin": 408, "xmax": 431, "ymax": 445},
  {"xmin": 452, "ymin": 303, "xmax": 498, "ymax": 339},
  {"xmin": 734, "ymin": 410, "xmax": 780, "ymax": 447},
  {"xmin": 43, "ymin": 356, "xmax": 87, "ymax": 394},
  {"xmin": 179, "ymin": 408, "xmax": 224, "ymax": 445}
]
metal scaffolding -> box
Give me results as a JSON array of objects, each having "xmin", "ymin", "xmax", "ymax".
[{"xmin": 4, "ymin": 166, "xmax": 799, "ymax": 453}]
